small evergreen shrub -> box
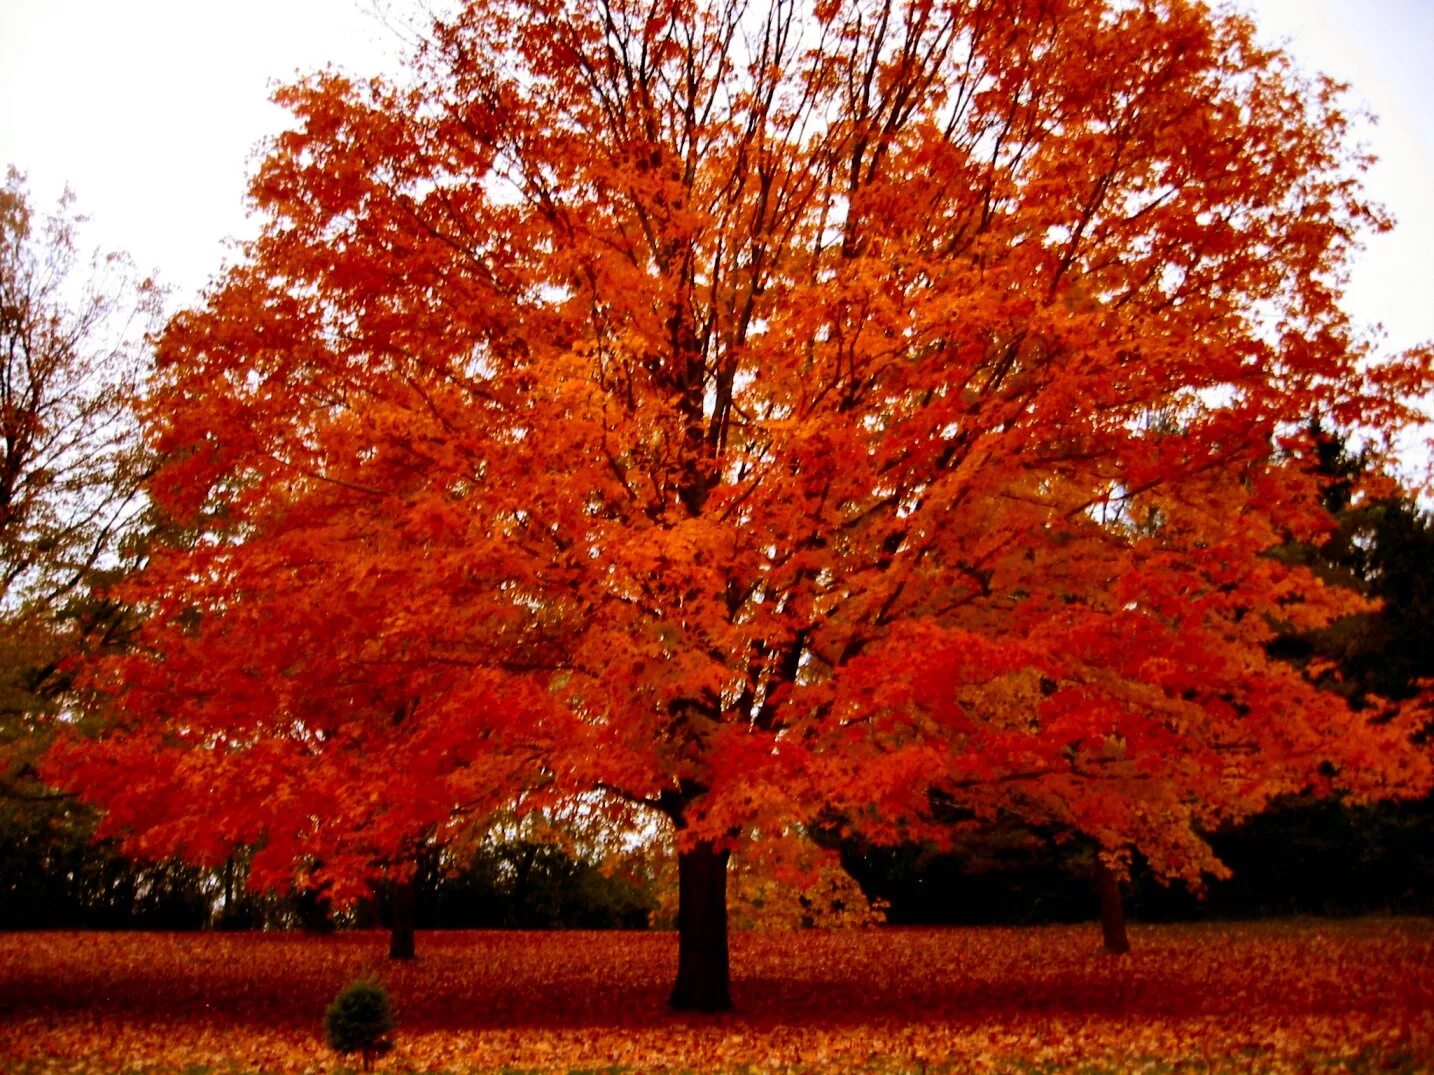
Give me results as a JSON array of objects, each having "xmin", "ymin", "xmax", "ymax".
[{"xmin": 324, "ymin": 978, "xmax": 395, "ymax": 1071}]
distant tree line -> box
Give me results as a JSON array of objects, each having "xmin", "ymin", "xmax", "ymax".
[
  {"xmin": 5, "ymin": 792, "xmax": 1430, "ymax": 931},
  {"xmin": 0, "ymin": 811, "xmax": 656, "ymax": 931},
  {"xmin": 840, "ymin": 795, "xmax": 1434, "ymax": 926}
]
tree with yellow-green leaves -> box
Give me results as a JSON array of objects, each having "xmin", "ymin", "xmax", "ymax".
[{"xmin": 1, "ymin": 167, "xmax": 157, "ymax": 803}]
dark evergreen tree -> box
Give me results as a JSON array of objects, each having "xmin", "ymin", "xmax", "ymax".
[{"xmin": 324, "ymin": 980, "xmax": 395, "ymax": 1072}]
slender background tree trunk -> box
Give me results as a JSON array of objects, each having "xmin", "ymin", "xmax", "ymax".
[
  {"xmin": 668, "ymin": 839, "xmax": 732, "ymax": 1011},
  {"xmin": 1095, "ymin": 860, "xmax": 1131, "ymax": 955},
  {"xmin": 222, "ymin": 855, "xmax": 234, "ymax": 918}
]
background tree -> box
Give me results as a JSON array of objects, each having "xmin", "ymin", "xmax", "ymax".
[
  {"xmin": 1, "ymin": 166, "xmax": 155, "ymax": 794},
  {"xmin": 50, "ymin": 0, "xmax": 1432, "ymax": 1012},
  {"xmin": 1201, "ymin": 424, "xmax": 1434, "ymax": 918},
  {"xmin": 0, "ymin": 167, "xmax": 159, "ymax": 922},
  {"xmin": 1270, "ymin": 422, "xmax": 1434, "ymax": 711}
]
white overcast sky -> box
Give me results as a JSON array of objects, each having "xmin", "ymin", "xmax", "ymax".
[{"xmin": 1, "ymin": 0, "xmax": 1431, "ymax": 354}]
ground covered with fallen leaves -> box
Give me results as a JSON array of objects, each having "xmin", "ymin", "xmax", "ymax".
[{"xmin": 1, "ymin": 919, "xmax": 1430, "ymax": 1073}]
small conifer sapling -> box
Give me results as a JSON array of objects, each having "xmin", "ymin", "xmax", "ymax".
[{"xmin": 324, "ymin": 978, "xmax": 395, "ymax": 1071}]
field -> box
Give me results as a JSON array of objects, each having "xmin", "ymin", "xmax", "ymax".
[{"xmin": 1, "ymin": 920, "xmax": 1430, "ymax": 1074}]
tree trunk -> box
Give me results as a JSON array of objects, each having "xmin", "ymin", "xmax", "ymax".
[
  {"xmin": 506, "ymin": 844, "xmax": 537, "ymax": 929},
  {"xmin": 668, "ymin": 839, "xmax": 732, "ymax": 1012},
  {"xmin": 1095, "ymin": 860, "xmax": 1131, "ymax": 956},
  {"xmin": 388, "ymin": 876, "xmax": 416, "ymax": 961},
  {"xmin": 221, "ymin": 855, "xmax": 235, "ymax": 925}
]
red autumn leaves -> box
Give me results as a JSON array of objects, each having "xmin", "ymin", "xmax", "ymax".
[
  {"xmin": 1, "ymin": 923, "xmax": 1429, "ymax": 1072},
  {"xmin": 40, "ymin": 0, "xmax": 1434, "ymax": 1010}
]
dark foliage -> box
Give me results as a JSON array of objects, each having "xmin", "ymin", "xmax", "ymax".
[
  {"xmin": 0, "ymin": 798, "xmax": 212, "ymax": 929},
  {"xmin": 844, "ymin": 797, "xmax": 1434, "ymax": 926},
  {"xmin": 406, "ymin": 839, "xmax": 654, "ymax": 930},
  {"xmin": 1, "ymin": 823, "xmax": 654, "ymax": 930},
  {"xmin": 324, "ymin": 979, "xmax": 394, "ymax": 1072}
]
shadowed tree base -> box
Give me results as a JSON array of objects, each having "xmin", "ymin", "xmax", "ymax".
[
  {"xmin": 1096, "ymin": 860, "xmax": 1131, "ymax": 956},
  {"xmin": 389, "ymin": 877, "xmax": 416, "ymax": 961},
  {"xmin": 669, "ymin": 840, "xmax": 731, "ymax": 1011}
]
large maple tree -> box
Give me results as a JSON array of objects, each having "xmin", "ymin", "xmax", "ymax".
[{"xmin": 52, "ymin": 0, "xmax": 1432, "ymax": 1009}]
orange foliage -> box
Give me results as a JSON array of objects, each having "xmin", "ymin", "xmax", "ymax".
[
  {"xmin": 1, "ymin": 923, "xmax": 1430, "ymax": 1072},
  {"xmin": 646, "ymin": 828, "xmax": 890, "ymax": 930},
  {"xmin": 44, "ymin": 0, "xmax": 1434, "ymax": 1008}
]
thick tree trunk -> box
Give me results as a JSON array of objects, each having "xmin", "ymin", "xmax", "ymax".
[
  {"xmin": 1095, "ymin": 860, "xmax": 1131, "ymax": 956},
  {"xmin": 668, "ymin": 839, "xmax": 732, "ymax": 1012},
  {"xmin": 388, "ymin": 876, "xmax": 416, "ymax": 961}
]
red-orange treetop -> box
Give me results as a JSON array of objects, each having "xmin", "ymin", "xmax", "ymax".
[{"xmin": 52, "ymin": 0, "xmax": 1432, "ymax": 897}]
